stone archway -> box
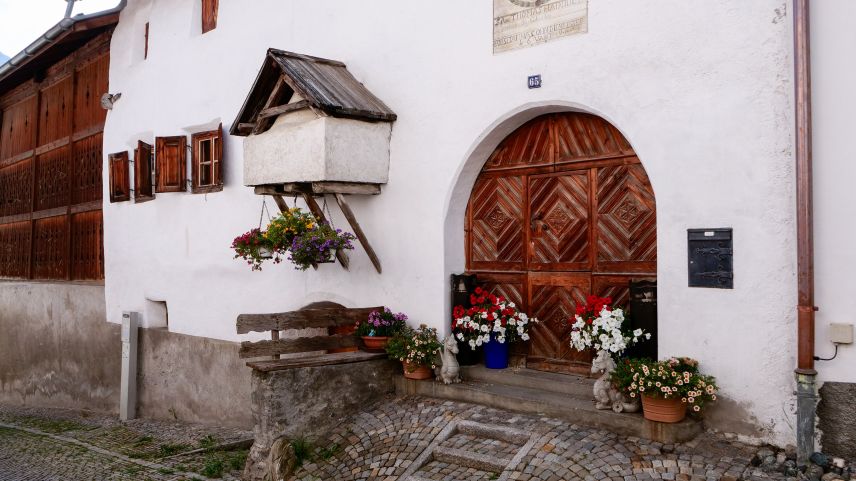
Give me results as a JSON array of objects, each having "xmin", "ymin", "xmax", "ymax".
[{"xmin": 463, "ymin": 112, "xmax": 656, "ymax": 374}]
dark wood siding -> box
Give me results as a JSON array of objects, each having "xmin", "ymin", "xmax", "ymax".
[{"xmin": 0, "ymin": 31, "xmax": 111, "ymax": 281}]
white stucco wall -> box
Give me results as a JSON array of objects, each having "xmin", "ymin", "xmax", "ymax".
[
  {"xmin": 811, "ymin": 1, "xmax": 856, "ymax": 385},
  {"xmin": 103, "ymin": 0, "xmax": 799, "ymax": 445}
]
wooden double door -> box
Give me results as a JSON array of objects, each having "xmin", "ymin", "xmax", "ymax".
[{"xmin": 466, "ymin": 113, "xmax": 656, "ymax": 374}]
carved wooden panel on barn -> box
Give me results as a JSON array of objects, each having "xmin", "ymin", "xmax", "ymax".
[
  {"xmin": 0, "ymin": 96, "xmax": 37, "ymax": 166},
  {"xmin": 0, "ymin": 31, "xmax": 111, "ymax": 281},
  {"xmin": 35, "ymin": 146, "xmax": 71, "ymax": 211},
  {"xmin": 38, "ymin": 77, "xmax": 73, "ymax": 145},
  {"xmin": 0, "ymin": 221, "xmax": 31, "ymax": 278},
  {"xmin": 0, "ymin": 159, "xmax": 32, "ymax": 217},
  {"xmin": 73, "ymin": 133, "xmax": 103, "ymax": 204},
  {"xmin": 71, "ymin": 211, "xmax": 103, "ymax": 280}
]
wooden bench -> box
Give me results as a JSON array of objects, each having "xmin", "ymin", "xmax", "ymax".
[{"xmin": 236, "ymin": 305, "xmax": 388, "ymax": 372}]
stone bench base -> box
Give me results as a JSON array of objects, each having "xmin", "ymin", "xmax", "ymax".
[{"xmin": 243, "ymin": 358, "xmax": 399, "ymax": 480}]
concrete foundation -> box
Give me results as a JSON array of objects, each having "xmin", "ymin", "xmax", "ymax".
[
  {"xmin": 818, "ymin": 381, "xmax": 856, "ymax": 459},
  {"xmin": 137, "ymin": 328, "xmax": 253, "ymax": 429},
  {"xmin": 0, "ymin": 282, "xmax": 120, "ymax": 412},
  {"xmin": 0, "ymin": 282, "xmax": 252, "ymax": 429},
  {"xmin": 243, "ymin": 358, "xmax": 399, "ymax": 481}
]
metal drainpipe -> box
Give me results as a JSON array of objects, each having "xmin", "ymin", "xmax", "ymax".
[
  {"xmin": 64, "ymin": 0, "xmax": 76, "ymax": 19},
  {"xmin": 793, "ymin": 0, "xmax": 817, "ymax": 466}
]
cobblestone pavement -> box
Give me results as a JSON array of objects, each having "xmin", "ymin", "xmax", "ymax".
[
  {"xmin": 293, "ymin": 396, "xmax": 793, "ymax": 481},
  {"xmin": 0, "ymin": 403, "xmax": 253, "ymax": 481}
]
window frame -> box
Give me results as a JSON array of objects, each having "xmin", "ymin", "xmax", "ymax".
[
  {"xmin": 191, "ymin": 125, "xmax": 223, "ymax": 194},
  {"xmin": 108, "ymin": 151, "xmax": 130, "ymax": 203}
]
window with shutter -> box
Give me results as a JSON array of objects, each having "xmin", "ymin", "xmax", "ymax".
[
  {"xmin": 155, "ymin": 136, "xmax": 187, "ymax": 193},
  {"xmin": 134, "ymin": 140, "xmax": 154, "ymax": 201},
  {"xmin": 202, "ymin": 0, "xmax": 218, "ymax": 34},
  {"xmin": 191, "ymin": 125, "xmax": 223, "ymax": 194},
  {"xmin": 108, "ymin": 151, "xmax": 130, "ymax": 203}
]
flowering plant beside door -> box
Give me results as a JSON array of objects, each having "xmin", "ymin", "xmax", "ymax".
[
  {"xmin": 452, "ymin": 287, "xmax": 537, "ymax": 348},
  {"xmin": 569, "ymin": 295, "xmax": 650, "ymax": 356},
  {"xmin": 385, "ymin": 324, "xmax": 442, "ymax": 379},
  {"xmin": 620, "ymin": 357, "xmax": 718, "ymax": 422}
]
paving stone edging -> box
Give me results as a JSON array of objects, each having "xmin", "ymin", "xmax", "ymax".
[{"xmin": 0, "ymin": 422, "xmax": 213, "ymax": 481}]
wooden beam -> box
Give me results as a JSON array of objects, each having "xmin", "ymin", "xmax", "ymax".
[
  {"xmin": 271, "ymin": 194, "xmax": 290, "ymax": 214},
  {"xmin": 254, "ymin": 182, "xmax": 381, "ymax": 196},
  {"xmin": 239, "ymin": 334, "xmax": 358, "ymax": 359},
  {"xmin": 247, "ymin": 351, "xmax": 387, "ymax": 372},
  {"xmin": 252, "ymin": 76, "xmax": 289, "ymax": 135},
  {"xmin": 302, "ymin": 193, "xmax": 349, "ymax": 270},
  {"xmin": 258, "ymin": 100, "xmax": 310, "ymax": 120},
  {"xmin": 311, "ymin": 182, "xmax": 381, "ymax": 195},
  {"xmin": 335, "ymin": 193, "xmax": 382, "ymax": 274},
  {"xmin": 236, "ymin": 123, "xmax": 255, "ymax": 134},
  {"xmin": 270, "ymin": 329, "xmax": 280, "ymax": 360},
  {"xmin": 236, "ymin": 306, "xmax": 382, "ymax": 334}
]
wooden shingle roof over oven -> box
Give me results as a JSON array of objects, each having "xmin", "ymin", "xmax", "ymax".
[{"xmin": 231, "ymin": 49, "xmax": 397, "ymax": 136}]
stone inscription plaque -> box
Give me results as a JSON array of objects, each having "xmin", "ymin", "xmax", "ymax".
[{"xmin": 493, "ymin": 0, "xmax": 588, "ymax": 54}]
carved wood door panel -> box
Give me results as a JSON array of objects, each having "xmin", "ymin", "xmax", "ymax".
[
  {"xmin": 528, "ymin": 171, "xmax": 591, "ymax": 272},
  {"xmin": 595, "ymin": 162, "xmax": 656, "ymax": 274},
  {"xmin": 526, "ymin": 272, "xmax": 592, "ymax": 374},
  {"xmin": 468, "ymin": 174, "xmax": 525, "ymax": 271},
  {"xmin": 465, "ymin": 112, "xmax": 657, "ymax": 375}
]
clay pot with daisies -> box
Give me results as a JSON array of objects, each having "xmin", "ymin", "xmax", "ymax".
[
  {"xmin": 385, "ymin": 324, "xmax": 442, "ymax": 380},
  {"xmin": 621, "ymin": 357, "xmax": 718, "ymax": 423}
]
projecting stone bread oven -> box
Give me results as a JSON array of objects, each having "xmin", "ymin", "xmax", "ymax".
[{"xmin": 231, "ymin": 49, "xmax": 397, "ymax": 187}]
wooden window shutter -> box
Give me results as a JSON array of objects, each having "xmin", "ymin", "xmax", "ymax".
[
  {"xmin": 155, "ymin": 136, "xmax": 187, "ymax": 193},
  {"xmin": 108, "ymin": 151, "xmax": 130, "ymax": 202},
  {"xmin": 191, "ymin": 124, "xmax": 223, "ymax": 194},
  {"xmin": 202, "ymin": 0, "xmax": 218, "ymax": 33},
  {"xmin": 134, "ymin": 140, "xmax": 154, "ymax": 200}
]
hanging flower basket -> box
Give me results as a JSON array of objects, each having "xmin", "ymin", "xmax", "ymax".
[
  {"xmin": 231, "ymin": 228, "xmax": 276, "ymax": 271},
  {"xmin": 288, "ymin": 224, "xmax": 356, "ymax": 270}
]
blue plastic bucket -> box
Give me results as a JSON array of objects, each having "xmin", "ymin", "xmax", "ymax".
[{"xmin": 483, "ymin": 335, "xmax": 509, "ymax": 369}]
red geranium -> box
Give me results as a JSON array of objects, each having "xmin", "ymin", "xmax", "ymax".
[{"xmin": 573, "ymin": 295, "xmax": 613, "ymax": 325}]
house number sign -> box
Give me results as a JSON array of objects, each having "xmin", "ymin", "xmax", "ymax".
[{"xmin": 687, "ymin": 228, "xmax": 733, "ymax": 289}]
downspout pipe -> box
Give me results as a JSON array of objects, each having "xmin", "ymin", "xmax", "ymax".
[
  {"xmin": 793, "ymin": 0, "xmax": 817, "ymax": 466},
  {"xmin": 0, "ymin": 0, "xmax": 127, "ymax": 81}
]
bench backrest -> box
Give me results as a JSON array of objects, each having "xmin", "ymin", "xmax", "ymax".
[{"xmin": 236, "ymin": 306, "xmax": 383, "ymax": 359}]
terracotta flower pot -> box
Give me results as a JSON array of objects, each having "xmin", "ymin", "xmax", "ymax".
[
  {"xmin": 328, "ymin": 324, "xmax": 358, "ymax": 353},
  {"xmin": 361, "ymin": 336, "xmax": 390, "ymax": 352},
  {"xmin": 403, "ymin": 362, "xmax": 433, "ymax": 380},
  {"xmin": 641, "ymin": 394, "xmax": 686, "ymax": 423}
]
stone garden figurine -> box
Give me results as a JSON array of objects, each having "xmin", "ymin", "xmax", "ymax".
[
  {"xmin": 591, "ymin": 350, "xmax": 624, "ymax": 411},
  {"xmin": 436, "ymin": 335, "xmax": 461, "ymax": 384}
]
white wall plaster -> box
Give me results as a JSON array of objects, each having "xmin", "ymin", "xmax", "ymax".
[{"xmin": 103, "ymin": 0, "xmax": 805, "ymax": 446}]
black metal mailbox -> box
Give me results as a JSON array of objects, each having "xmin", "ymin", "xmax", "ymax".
[{"xmin": 688, "ymin": 228, "xmax": 733, "ymax": 289}]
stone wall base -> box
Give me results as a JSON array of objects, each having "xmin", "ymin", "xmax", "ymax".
[
  {"xmin": 243, "ymin": 359, "xmax": 399, "ymax": 481},
  {"xmin": 818, "ymin": 381, "xmax": 856, "ymax": 459},
  {"xmin": 0, "ymin": 282, "xmax": 252, "ymax": 429}
]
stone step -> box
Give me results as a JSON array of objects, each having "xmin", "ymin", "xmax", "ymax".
[
  {"xmin": 431, "ymin": 446, "xmax": 508, "ymax": 472},
  {"xmin": 460, "ymin": 365, "xmax": 595, "ymax": 399},
  {"xmin": 394, "ymin": 376, "xmax": 702, "ymax": 444}
]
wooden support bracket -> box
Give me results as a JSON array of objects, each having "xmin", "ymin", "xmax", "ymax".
[
  {"xmin": 261, "ymin": 184, "xmax": 383, "ymax": 274},
  {"xmin": 335, "ymin": 193, "xmax": 382, "ymax": 274}
]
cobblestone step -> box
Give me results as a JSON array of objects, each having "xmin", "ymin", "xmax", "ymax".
[
  {"xmin": 432, "ymin": 446, "xmax": 509, "ymax": 472},
  {"xmin": 395, "ymin": 376, "xmax": 702, "ymax": 443},
  {"xmin": 460, "ymin": 365, "xmax": 595, "ymax": 398}
]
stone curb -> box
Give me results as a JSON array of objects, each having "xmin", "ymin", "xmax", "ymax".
[{"xmin": 0, "ymin": 422, "xmax": 214, "ymax": 481}]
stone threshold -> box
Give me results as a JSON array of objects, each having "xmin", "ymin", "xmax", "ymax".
[{"xmin": 394, "ymin": 365, "xmax": 702, "ymax": 444}]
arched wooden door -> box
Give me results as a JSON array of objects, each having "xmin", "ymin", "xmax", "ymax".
[{"xmin": 466, "ymin": 112, "xmax": 656, "ymax": 375}]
